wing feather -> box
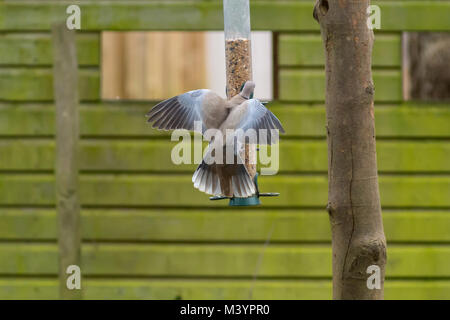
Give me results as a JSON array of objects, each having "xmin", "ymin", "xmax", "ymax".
[
  {"xmin": 146, "ymin": 89, "xmax": 218, "ymax": 133},
  {"xmin": 236, "ymin": 99, "xmax": 285, "ymax": 144}
]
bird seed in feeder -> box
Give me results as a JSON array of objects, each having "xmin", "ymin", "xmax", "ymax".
[{"xmin": 225, "ymin": 38, "xmax": 252, "ymax": 98}]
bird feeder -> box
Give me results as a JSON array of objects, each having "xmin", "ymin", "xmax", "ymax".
[
  {"xmin": 224, "ymin": 0, "xmax": 252, "ymax": 99},
  {"xmin": 210, "ymin": 0, "xmax": 279, "ymax": 206}
]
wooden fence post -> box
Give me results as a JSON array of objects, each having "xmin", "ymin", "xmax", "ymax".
[{"xmin": 52, "ymin": 22, "xmax": 82, "ymax": 300}]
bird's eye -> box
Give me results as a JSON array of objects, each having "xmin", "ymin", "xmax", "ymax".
[{"xmin": 190, "ymin": 90, "xmax": 202, "ymax": 98}]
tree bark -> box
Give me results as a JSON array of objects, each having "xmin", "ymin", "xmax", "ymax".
[{"xmin": 313, "ymin": 0, "xmax": 387, "ymax": 299}]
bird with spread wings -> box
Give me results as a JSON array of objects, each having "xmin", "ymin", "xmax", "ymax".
[{"xmin": 146, "ymin": 81, "xmax": 284, "ymax": 198}]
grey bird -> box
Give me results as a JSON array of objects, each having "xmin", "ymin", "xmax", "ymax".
[{"xmin": 146, "ymin": 81, "xmax": 284, "ymax": 198}]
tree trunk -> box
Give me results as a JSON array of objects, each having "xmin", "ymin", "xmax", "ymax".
[{"xmin": 313, "ymin": 0, "xmax": 387, "ymax": 299}]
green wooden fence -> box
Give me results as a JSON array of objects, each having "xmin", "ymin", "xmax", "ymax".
[{"xmin": 0, "ymin": 0, "xmax": 449, "ymax": 299}]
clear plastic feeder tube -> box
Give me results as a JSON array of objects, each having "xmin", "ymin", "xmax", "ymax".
[
  {"xmin": 223, "ymin": 0, "xmax": 253, "ymax": 98},
  {"xmin": 223, "ymin": 0, "xmax": 256, "ymax": 180}
]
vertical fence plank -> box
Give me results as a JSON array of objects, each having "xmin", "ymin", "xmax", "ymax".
[
  {"xmin": 124, "ymin": 32, "xmax": 146, "ymax": 99},
  {"xmin": 52, "ymin": 23, "xmax": 82, "ymax": 300},
  {"xmin": 101, "ymin": 32, "xmax": 125, "ymax": 99},
  {"xmin": 102, "ymin": 31, "xmax": 206, "ymax": 100},
  {"xmin": 402, "ymin": 32, "xmax": 411, "ymax": 101}
]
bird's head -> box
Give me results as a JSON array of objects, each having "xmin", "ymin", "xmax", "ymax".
[{"xmin": 240, "ymin": 81, "xmax": 255, "ymax": 99}]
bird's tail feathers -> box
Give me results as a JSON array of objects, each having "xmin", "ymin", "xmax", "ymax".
[
  {"xmin": 230, "ymin": 165, "xmax": 256, "ymax": 198},
  {"xmin": 192, "ymin": 161, "xmax": 222, "ymax": 196},
  {"xmin": 192, "ymin": 161, "xmax": 255, "ymax": 198}
]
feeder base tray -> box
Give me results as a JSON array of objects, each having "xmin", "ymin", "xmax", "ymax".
[{"xmin": 208, "ymin": 174, "xmax": 279, "ymax": 206}]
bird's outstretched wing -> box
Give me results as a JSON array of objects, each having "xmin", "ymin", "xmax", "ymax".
[
  {"xmin": 235, "ymin": 99, "xmax": 285, "ymax": 144},
  {"xmin": 146, "ymin": 89, "xmax": 212, "ymax": 133}
]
